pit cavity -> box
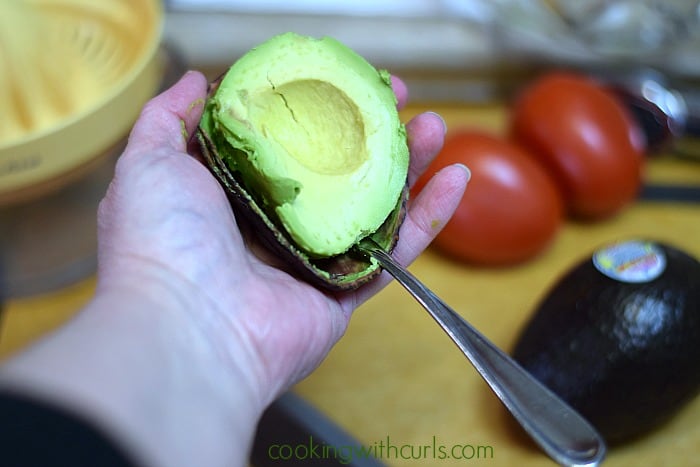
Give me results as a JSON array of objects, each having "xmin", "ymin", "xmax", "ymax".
[{"xmin": 250, "ymin": 79, "xmax": 368, "ymax": 175}]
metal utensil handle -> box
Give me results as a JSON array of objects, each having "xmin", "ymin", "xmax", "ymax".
[{"xmin": 364, "ymin": 242, "xmax": 606, "ymax": 467}]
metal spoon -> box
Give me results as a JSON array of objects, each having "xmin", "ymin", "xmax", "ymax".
[{"xmin": 358, "ymin": 238, "xmax": 606, "ymax": 467}]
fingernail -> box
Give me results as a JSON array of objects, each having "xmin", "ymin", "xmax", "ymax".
[
  {"xmin": 455, "ymin": 163, "xmax": 471, "ymax": 183},
  {"xmin": 426, "ymin": 111, "xmax": 448, "ymax": 135}
]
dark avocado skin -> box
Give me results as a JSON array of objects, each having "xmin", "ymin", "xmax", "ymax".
[{"xmin": 512, "ymin": 242, "xmax": 700, "ymax": 444}]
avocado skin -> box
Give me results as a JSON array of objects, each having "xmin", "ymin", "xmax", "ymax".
[{"xmin": 512, "ymin": 241, "xmax": 700, "ymax": 443}]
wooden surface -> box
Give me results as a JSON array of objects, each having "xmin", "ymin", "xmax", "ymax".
[{"xmin": 1, "ymin": 102, "xmax": 699, "ymax": 467}]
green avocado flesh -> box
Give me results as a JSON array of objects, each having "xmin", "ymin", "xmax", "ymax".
[
  {"xmin": 513, "ymin": 240, "xmax": 700, "ymax": 443},
  {"xmin": 200, "ymin": 32, "xmax": 409, "ymax": 258}
]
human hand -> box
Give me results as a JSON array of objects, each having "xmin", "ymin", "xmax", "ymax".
[{"xmin": 97, "ymin": 70, "xmax": 469, "ymax": 410}]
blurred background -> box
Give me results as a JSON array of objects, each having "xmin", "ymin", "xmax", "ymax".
[
  {"xmin": 1, "ymin": 2, "xmax": 700, "ymax": 465},
  {"xmin": 165, "ymin": 0, "xmax": 700, "ymax": 100}
]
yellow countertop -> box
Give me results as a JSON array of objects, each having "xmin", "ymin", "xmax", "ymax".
[{"xmin": 1, "ymin": 102, "xmax": 699, "ymax": 466}]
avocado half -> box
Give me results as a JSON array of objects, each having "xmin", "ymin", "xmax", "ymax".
[{"xmin": 197, "ymin": 33, "xmax": 410, "ymax": 290}]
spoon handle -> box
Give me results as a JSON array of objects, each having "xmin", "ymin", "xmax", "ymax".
[{"xmin": 361, "ymin": 240, "xmax": 606, "ymax": 467}]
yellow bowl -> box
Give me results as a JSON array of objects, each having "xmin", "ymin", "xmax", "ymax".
[{"xmin": 0, "ymin": 0, "xmax": 164, "ymax": 204}]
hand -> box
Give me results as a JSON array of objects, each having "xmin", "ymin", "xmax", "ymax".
[
  {"xmin": 0, "ymin": 70, "xmax": 468, "ymax": 467},
  {"xmin": 97, "ymin": 70, "xmax": 468, "ymax": 405}
]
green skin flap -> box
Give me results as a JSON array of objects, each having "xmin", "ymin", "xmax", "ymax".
[{"xmin": 196, "ymin": 33, "xmax": 410, "ymax": 291}]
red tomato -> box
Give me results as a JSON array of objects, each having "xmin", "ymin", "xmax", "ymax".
[
  {"xmin": 509, "ymin": 71, "xmax": 645, "ymax": 219},
  {"xmin": 414, "ymin": 131, "xmax": 563, "ymax": 266}
]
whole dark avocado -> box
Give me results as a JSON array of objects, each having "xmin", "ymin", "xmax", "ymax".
[{"xmin": 512, "ymin": 239, "xmax": 700, "ymax": 443}]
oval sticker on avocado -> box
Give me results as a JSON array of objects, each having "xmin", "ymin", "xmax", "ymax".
[{"xmin": 592, "ymin": 240, "xmax": 666, "ymax": 283}]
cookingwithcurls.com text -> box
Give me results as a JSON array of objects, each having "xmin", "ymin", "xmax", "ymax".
[{"xmin": 267, "ymin": 435, "xmax": 495, "ymax": 464}]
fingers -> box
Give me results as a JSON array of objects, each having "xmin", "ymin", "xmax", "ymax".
[
  {"xmin": 396, "ymin": 107, "xmax": 461, "ymax": 267},
  {"xmin": 345, "ymin": 163, "xmax": 469, "ymax": 308},
  {"xmin": 394, "ymin": 163, "xmax": 469, "ymax": 266},
  {"xmin": 405, "ymin": 111, "xmax": 447, "ymax": 187},
  {"xmin": 124, "ymin": 71, "xmax": 208, "ymax": 156},
  {"xmin": 391, "ymin": 75, "xmax": 408, "ymax": 110},
  {"xmin": 335, "ymin": 107, "xmax": 451, "ymax": 309},
  {"xmin": 391, "ymin": 74, "xmax": 447, "ymax": 186}
]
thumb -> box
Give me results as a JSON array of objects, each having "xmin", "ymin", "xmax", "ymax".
[{"xmin": 124, "ymin": 70, "xmax": 208, "ymax": 155}]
